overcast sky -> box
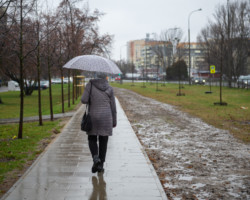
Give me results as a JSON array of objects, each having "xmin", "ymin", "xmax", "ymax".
[
  {"xmin": 87, "ymin": 0, "xmax": 230, "ymax": 60},
  {"xmin": 50, "ymin": 0, "xmax": 228, "ymax": 60}
]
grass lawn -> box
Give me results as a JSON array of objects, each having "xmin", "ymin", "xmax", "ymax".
[
  {"xmin": 0, "ymin": 84, "xmax": 81, "ymax": 119},
  {"xmin": 111, "ymin": 82, "xmax": 250, "ymax": 143},
  {"xmin": 0, "ymin": 120, "xmax": 64, "ymax": 196}
]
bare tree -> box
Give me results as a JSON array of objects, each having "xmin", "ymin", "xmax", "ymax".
[
  {"xmin": 0, "ymin": 0, "xmax": 113, "ymax": 137},
  {"xmin": 0, "ymin": 0, "xmax": 14, "ymax": 20},
  {"xmin": 198, "ymin": 0, "xmax": 250, "ymax": 87},
  {"xmin": 150, "ymin": 39, "xmax": 170, "ymax": 83},
  {"xmin": 56, "ymin": 0, "xmax": 113, "ymax": 107},
  {"xmin": 54, "ymin": 27, "xmax": 66, "ymax": 113},
  {"xmin": 34, "ymin": 1, "xmax": 43, "ymax": 125},
  {"xmin": 151, "ymin": 28, "xmax": 184, "ymax": 83},
  {"xmin": 36, "ymin": 19, "xmax": 42, "ymax": 125},
  {"xmin": 1, "ymin": 0, "xmax": 38, "ymax": 139},
  {"xmin": 43, "ymin": 13, "xmax": 59, "ymax": 121}
]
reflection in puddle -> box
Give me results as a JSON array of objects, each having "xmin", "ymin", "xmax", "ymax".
[{"xmin": 89, "ymin": 173, "xmax": 107, "ymax": 200}]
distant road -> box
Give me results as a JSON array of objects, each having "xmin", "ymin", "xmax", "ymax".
[{"xmin": 0, "ymin": 86, "xmax": 8, "ymax": 93}]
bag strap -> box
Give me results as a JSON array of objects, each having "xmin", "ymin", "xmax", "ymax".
[
  {"xmin": 86, "ymin": 82, "xmax": 92, "ymax": 113},
  {"xmin": 88, "ymin": 82, "xmax": 92, "ymax": 104}
]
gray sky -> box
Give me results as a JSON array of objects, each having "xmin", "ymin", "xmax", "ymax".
[
  {"xmin": 50, "ymin": 0, "xmax": 228, "ymax": 60},
  {"xmin": 87, "ymin": 0, "xmax": 229, "ymax": 60}
]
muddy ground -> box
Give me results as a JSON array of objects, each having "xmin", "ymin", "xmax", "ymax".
[{"xmin": 114, "ymin": 87, "xmax": 250, "ymax": 200}]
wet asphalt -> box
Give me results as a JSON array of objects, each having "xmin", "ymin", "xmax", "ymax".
[{"xmin": 1, "ymin": 99, "xmax": 167, "ymax": 200}]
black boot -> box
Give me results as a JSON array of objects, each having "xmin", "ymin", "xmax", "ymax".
[
  {"xmin": 97, "ymin": 162, "xmax": 104, "ymax": 173},
  {"xmin": 92, "ymin": 155, "xmax": 101, "ymax": 173}
]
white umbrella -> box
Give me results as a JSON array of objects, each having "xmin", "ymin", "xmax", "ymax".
[{"xmin": 63, "ymin": 55, "xmax": 122, "ymax": 75}]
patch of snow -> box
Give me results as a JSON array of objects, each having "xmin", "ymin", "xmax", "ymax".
[
  {"xmin": 178, "ymin": 175, "xmax": 193, "ymax": 181},
  {"xmin": 115, "ymin": 88, "xmax": 250, "ymax": 200}
]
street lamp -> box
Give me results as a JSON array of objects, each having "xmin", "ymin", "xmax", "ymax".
[{"xmin": 188, "ymin": 8, "xmax": 202, "ymax": 85}]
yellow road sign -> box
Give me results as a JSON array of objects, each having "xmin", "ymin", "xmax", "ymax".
[{"xmin": 210, "ymin": 65, "xmax": 216, "ymax": 74}]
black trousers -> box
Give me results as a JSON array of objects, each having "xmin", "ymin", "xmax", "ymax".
[{"xmin": 88, "ymin": 135, "xmax": 109, "ymax": 163}]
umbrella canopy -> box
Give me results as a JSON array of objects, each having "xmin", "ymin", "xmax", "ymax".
[{"xmin": 63, "ymin": 55, "xmax": 122, "ymax": 75}]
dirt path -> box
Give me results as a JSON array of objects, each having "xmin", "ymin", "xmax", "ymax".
[{"xmin": 114, "ymin": 87, "xmax": 250, "ymax": 200}]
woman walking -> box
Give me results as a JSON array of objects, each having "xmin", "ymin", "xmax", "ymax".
[{"xmin": 81, "ymin": 74, "xmax": 117, "ymax": 173}]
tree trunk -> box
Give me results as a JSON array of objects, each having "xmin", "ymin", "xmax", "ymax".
[
  {"xmin": 37, "ymin": 65, "xmax": 42, "ymax": 125},
  {"xmin": 18, "ymin": 78, "xmax": 24, "ymax": 139},
  {"xmin": 68, "ymin": 69, "xmax": 70, "ymax": 108},
  {"xmin": 220, "ymin": 37, "xmax": 223, "ymax": 104},
  {"xmin": 46, "ymin": 22, "xmax": 53, "ymax": 121},
  {"xmin": 37, "ymin": 24, "xmax": 42, "ymax": 126},
  {"xmin": 24, "ymin": 85, "xmax": 34, "ymax": 96},
  {"xmin": 72, "ymin": 72, "xmax": 75, "ymax": 105},
  {"xmin": 18, "ymin": 0, "xmax": 24, "ymax": 139},
  {"xmin": 61, "ymin": 69, "xmax": 64, "ymax": 113},
  {"xmin": 48, "ymin": 59, "xmax": 53, "ymax": 121}
]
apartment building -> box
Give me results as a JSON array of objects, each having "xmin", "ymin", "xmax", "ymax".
[
  {"xmin": 177, "ymin": 42, "xmax": 208, "ymax": 76},
  {"xmin": 127, "ymin": 38, "xmax": 174, "ymax": 77},
  {"xmin": 127, "ymin": 38, "xmax": 208, "ymax": 78}
]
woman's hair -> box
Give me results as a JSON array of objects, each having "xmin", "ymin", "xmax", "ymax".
[{"xmin": 96, "ymin": 73, "xmax": 107, "ymax": 79}]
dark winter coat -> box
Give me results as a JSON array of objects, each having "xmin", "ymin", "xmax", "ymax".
[{"xmin": 81, "ymin": 79, "xmax": 117, "ymax": 136}]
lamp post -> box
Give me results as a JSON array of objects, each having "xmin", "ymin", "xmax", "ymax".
[{"xmin": 188, "ymin": 8, "xmax": 202, "ymax": 85}]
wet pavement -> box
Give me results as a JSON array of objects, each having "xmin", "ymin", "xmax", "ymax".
[
  {"xmin": 114, "ymin": 88, "xmax": 250, "ymax": 199},
  {"xmin": 1, "ymin": 99, "xmax": 167, "ymax": 200}
]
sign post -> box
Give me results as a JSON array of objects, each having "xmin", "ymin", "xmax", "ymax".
[
  {"xmin": 210, "ymin": 65, "xmax": 216, "ymax": 74},
  {"xmin": 205, "ymin": 65, "xmax": 216, "ymax": 94}
]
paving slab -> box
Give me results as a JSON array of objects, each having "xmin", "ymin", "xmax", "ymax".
[{"xmin": 1, "ymin": 98, "xmax": 167, "ymax": 200}]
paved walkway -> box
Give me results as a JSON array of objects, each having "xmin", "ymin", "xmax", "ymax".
[
  {"xmin": 0, "ymin": 112, "xmax": 75, "ymax": 124},
  {"xmin": 1, "ymin": 99, "xmax": 167, "ymax": 200}
]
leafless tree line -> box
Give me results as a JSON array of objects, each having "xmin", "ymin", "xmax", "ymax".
[
  {"xmin": 0, "ymin": 0, "xmax": 113, "ymax": 138},
  {"xmin": 145, "ymin": 1, "xmax": 249, "ymax": 86},
  {"xmin": 198, "ymin": 0, "xmax": 250, "ymax": 87},
  {"xmin": 149, "ymin": 28, "xmax": 185, "ymax": 81}
]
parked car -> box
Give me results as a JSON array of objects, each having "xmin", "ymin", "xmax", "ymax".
[
  {"xmin": 154, "ymin": 76, "xmax": 162, "ymax": 81},
  {"xmin": 51, "ymin": 78, "xmax": 61, "ymax": 84},
  {"xmin": 115, "ymin": 76, "xmax": 121, "ymax": 81},
  {"xmin": 34, "ymin": 80, "xmax": 49, "ymax": 90},
  {"xmin": 40, "ymin": 80, "xmax": 49, "ymax": 89},
  {"xmin": 192, "ymin": 77, "xmax": 206, "ymax": 85}
]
